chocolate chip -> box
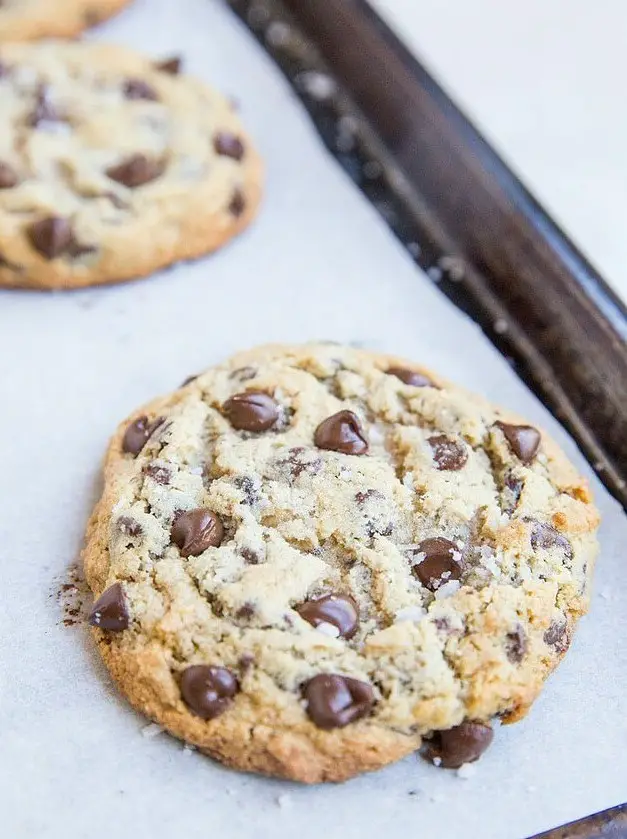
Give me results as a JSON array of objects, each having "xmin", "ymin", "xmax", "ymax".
[
  {"xmin": 223, "ymin": 391, "xmax": 279, "ymax": 432},
  {"xmin": 314, "ymin": 410, "xmax": 368, "ymax": 455},
  {"xmin": 235, "ymin": 603, "xmax": 255, "ymax": 621},
  {"xmin": 298, "ymin": 594, "xmax": 359, "ymax": 639},
  {"xmin": 117, "ymin": 516, "xmax": 143, "ymax": 538},
  {"xmin": 495, "ymin": 421, "xmax": 541, "ymax": 464},
  {"xmin": 121, "ymin": 415, "xmax": 165, "ymax": 456},
  {"xmin": 28, "ymin": 86, "xmax": 62, "ymax": 127},
  {"xmin": 413, "ymin": 537, "xmax": 461, "ymax": 591},
  {"xmin": 88, "ymin": 583, "xmax": 129, "ymax": 631},
  {"xmin": 428, "ymin": 435, "xmax": 468, "ymax": 471},
  {"xmin": 544, "ymin": 621, "xmax": 570, "ymax": 654},
  {"xmin": 180, "ymin": 665, "xmax": 238, "ymax": 720},
  {"xmin": 388, "ymin": 366, "xmax": 433, "ymax": 387},
  {"xmin": 0, "ymin": 161, "xmax": 19, "ymax": 189},
  {"xmin": 228, "ymin": 188, "xmax": 246, "ymax": 217},
  {"xmin": 214, "ymin": 132, "xmax": 245, "ymax": 160},
  {"xmin": 171, "ymin": 509, "xmax": 224, "ymax": 557},
  {"xmin": 123, "ymin": 78, "xmax": 158, "ymax": 101},
  {"xmin": 233, "ymin": 475, "xmax": 260, "ymax": 505},
  {"xmin": 529, "ymin": 521, "xmax": 573, "ymax": 559},
  {"xmin": 27, "ymin": 217, "xmax": 73, "ymax": 259},
  {"xmin": 425, "ymin": 722, "xmax": 494, "ymax": 769},
  {"xmin": 155, "ymin": 56, "xmax": 182, "ymax": 74},
  {"xmin": 143, "ymin": 462, "xmax": 171, "ymax": 485},
  {"xmin": 506, "ymin": 625, "xmax": 527, "ymax": 663},
  {"xmin": 303, "ymin": 674, "xmax": 374, "ymax": 729},
  {"xmin": 355, "ymin": 489, "xmax": 383, "ymax": 505},
  {"xmin": 241, "ymin": 548, "xmax": 261, "ymax": 564},
  {"xmin": 106, "ymin": 154, "xmax": 165, "ymax": 187},
  {"xmin": 180, "ymin": 374, "xmax": 198, "ymax": 387}
]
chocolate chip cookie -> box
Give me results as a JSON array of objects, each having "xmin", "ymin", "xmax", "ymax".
[
  {"xmin": 0, "ymin": 41, "xmax": 261, "ymax": 290},
  {"xmin": 0, "ymin": 0, "xmax": 130, "ymax": 41},
  {"xmin": 83, "ymin": 344, "xmax": 599, "ymax": 782}
]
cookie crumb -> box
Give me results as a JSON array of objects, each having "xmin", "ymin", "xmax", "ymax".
[
  {"xmin": 276, "ymin": 794, "xmax": 292, "ymax": 809},
  {"xmin": 141, "ymin": 723, "xmax": 163, "ymax": 739}
]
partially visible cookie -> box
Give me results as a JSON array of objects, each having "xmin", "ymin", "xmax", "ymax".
[
  {"xmin": 0, "ymin": 0, "xmax": 131, "ymax": 41},
  {"xmin": 83, "ymin": 344, "xmax": 599, "ymax": 783},
  {"xmin": 0, "ymin": 41, "xmax": 262, "ymax": 289}
]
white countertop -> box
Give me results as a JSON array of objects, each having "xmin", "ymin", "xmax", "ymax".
[{"xmin": 371, "ymin": 0, "xmax": 627, "ymax": 302}]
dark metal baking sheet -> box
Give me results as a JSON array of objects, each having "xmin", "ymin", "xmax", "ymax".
[
  {"xmin": 226, "ymin": 1, "xmax": 627, "ymax": 835},
  {"xmin": 227, "ymin": 0, "xmax": 627, "ymax": 515}
]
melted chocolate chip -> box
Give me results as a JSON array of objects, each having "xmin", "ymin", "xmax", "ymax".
[
  {"xmin": 88, "ymin": 583, "xmax": 129, "ymax": 631},
  {"xmin": 27, "ymin": 217, "xmax": 73, "ymax": 259},
  {"xmin": 425, "ymin": 722, "xmax": 494, "ymax": 769},
  {"xmin": 388, "ymin": 366, "xmax": 433, "ymax": 387},
  {"xmin": 413, "ymin": 537, "xmax": 461, "ymax": 591},
  {"xmin": 503, "ymin": 474, "xmax": 523, "ymax": 514},
  {"xmin": 67, "ymin": 239, "xmax": 97, "ymax": 260},
  {"xmin": 0, "ymin": 161, "xmax": 19, "ymax": 189},
  {"xmin": 233, "ymin": 475, "xmax": 260, "ymax": 505},
  {"xmin": 155, "ymin": 56, "xmax": 182, "ymax": 74},
  {"xmin": 106, "ymin": 154, "xmax": 165, "ymax": 187},
  {"xmin": 143, "ymin": 462, "xmax": 171, "ymax": 485},
  {"xmin": 314, "ymin": 410, "xmax": 368, "ymax": 455},
  {"xmin": 228, "ymin": 189, "xmax": 246, "ymax": 217},
  {"xmin": 180, "ymin": 665, "xmax": 238, "ymax": 720},
  {"xmin": 529, "ymin": 521, "xmax": 573, "ymax": 559},
  {"xmin": 240, "ymin": 548, "xmax": 261, "ymax": 564},
  {"xmin": 303, "ymin": 674, "xmax": 374, "ymax": 729},
  {"xmin": 214, "ymin": 132, "xmax": 245, "ymax": 160},
  {"xmin": 355, "ymin": 489, "xmax": 383, "ymax": 504},
  {"xmin": 117, "ymin": 516, "xmax": 143, "ymax": 538},
  {"xmin": 428, "ymin": 435, "xmax": 468, "ymax": 471},
  {"xmin": 171, "ymin": 509, "xmax": 224, "ymax": 557},
  {"xmin": 278, "ymin": 447, "xmax": 323, "ymax": 480},
  {"xmin": 230, "ymin": 366, "xmax": 257, "ymax": 382},
  {"xmin": 297, "ymin": 594, "xmax": 359, "ymax": 638},
  {"xmin": 123, "ymin": 78, "xmax": 158, "ymax": 101},
  {"xmin": 28, "ymin": 86, "xmax": 62, "ymax": 127},
  {"xmin": 121, "ymin": 415, "xmax": 165, "ymax": 456},
  {"xmin": 223, "ymin": 391, "xmax": 279, "ymax": 432},
  {"xmin": 544, "ymin": 621, "xmax": 570, "ymax": 654},
  {"xmin": 495, "ymin": 421, "xmax": 541, "ymax": 464},
  {"xmin": 235, "ymin": 603, "xmax": 256, "ymax": 621},
  {"xmin": 506, "ymin": 625, "xmax": 528, "ymax": 663}
]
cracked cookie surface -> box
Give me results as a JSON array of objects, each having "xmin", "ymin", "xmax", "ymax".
[
  {"xmin": 0, "ymin": 0, "xmax": 130, "ymax": 41},
  {"xmin": 0, "ymin": 41, "xmax": 261, "ymax": 289},
  {"xmin": 83, "ymin": 344, "xmax": 599, "ymax": 782}
]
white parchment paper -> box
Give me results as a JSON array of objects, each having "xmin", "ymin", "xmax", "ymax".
[{"xmin": 1, "ymin": 1, "xmax": 625, "ymax": 837}]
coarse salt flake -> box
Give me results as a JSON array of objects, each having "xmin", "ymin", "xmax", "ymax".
[
  {"xmin": 435, "ymin": 580, "xmax": 461, "ymax": 600},
  {"xmin": 141, "ymin": 723, "xmax": 163, "ymax": 739}
]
